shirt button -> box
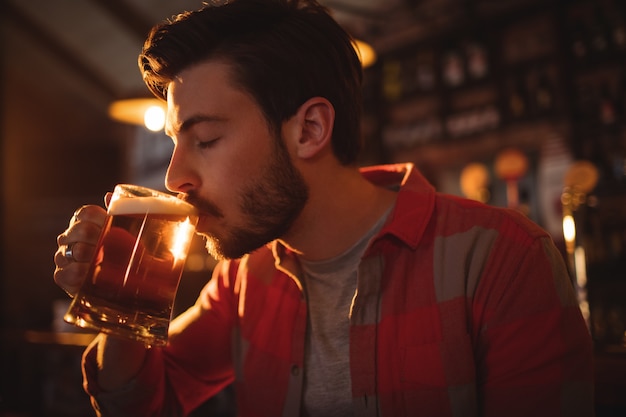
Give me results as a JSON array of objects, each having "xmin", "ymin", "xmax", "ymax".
[{"xmin": 291, "ymin": 365, "xmax": 300, "ymax": 376}]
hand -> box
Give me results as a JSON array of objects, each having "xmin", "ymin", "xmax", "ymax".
[{"xmin": 54, "ymin": 204, "xmax": 107, "ymax": 296}]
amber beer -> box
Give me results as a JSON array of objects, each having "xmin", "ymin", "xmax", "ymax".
[{"xmin": 64, "ymin": 185, "xmax": 198, "ymax": 346}]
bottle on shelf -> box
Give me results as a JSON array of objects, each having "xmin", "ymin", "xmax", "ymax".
[
  {"xmin": 465, "ymin": 38, "xmax": 489, "ymax": 81},
  {"xmin": 589, "ymin": 4, "xmax": 610, "ymax": 56},
  {"xmin": 531, "ymin": 68, "xmax": 555, "ymax": 116},
  {"xmin": 415, "ymin": 51, "xmax": 437, "ymax": 92},
  {"xmin": 382, "ymin": 59, "xmax": 404, "ymax": 102},
  {"xmin": 616, "ymin": 68, "xmax": 626, "ymax": 122},
  {"xmin": 507, "ymin": 75, "xmax": 530, "ymax": 121},
  {"xmin": 609, "ymin": 8, "xmax": 626, "ymax": 52},
  {"xmin": 598, "ymin": 81, "xmax": 617, "ymax": 126},
  {"xmin": 442, "ymin": 42, "xmax": 465, "ymax": 88},
  {"xmin": 569, "ymin": 18, "xmax": 589, "ymax": 60},
  {"xmin": 574, "ymin": 81, "xmax": 598, "ymax": 123}
]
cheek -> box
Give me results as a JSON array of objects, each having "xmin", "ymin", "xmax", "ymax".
[
  {"xmin": 198, "ymin": 160, "xmax": 248, "ymax": 215},
  {"xmin": 219, "ymin": 139, "xmax": 275, "ymax": 186},
  {"xmin": 199, "ymin": 126, "xmax": 277, "ymax": 203}
]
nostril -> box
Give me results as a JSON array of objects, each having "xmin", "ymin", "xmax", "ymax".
[
  {"xmin": 176, "ymin": 183, "xmax": 196, "ymax": 194},
  {"xmin": 165, "ymin": 179, "xmax": 194, "ymax": 194}
]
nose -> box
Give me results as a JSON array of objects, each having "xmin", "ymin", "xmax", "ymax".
[{"xmin": 165, "ymin": 144, "xmax": 197, "ymax": 193}]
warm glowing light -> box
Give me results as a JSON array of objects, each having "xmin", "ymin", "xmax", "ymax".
[
  {"xmin": 460, "ymin": 162, "xmax": 491, "ymax": 202},
  {"xmin": 574, "ymin": 246, "xmax": 587, "ymax": 288},
  {"xmin": 108, "ymin": 98, "xmax": 167, "ymax": 131},
  {"xmin": 171, "ymin": 217, "xmax": 195, "ymax": 261},
  {"xmin": 144, "ymin": 105, "xmax": 166, "ymax": 131},
  {"xmin": 579, "ymin": 300, "xmax": 590, "ymax": 322},
  {"xmin": 563, "ymin": 215, "xmax": 576, "ymax": 243},
  {"xmin": 494, "ymin": 148, "xmax": 529, "ymax": 181},
  {"xmin": 352, "ymin": 39, "xmax": 377, "ymax": 68}
]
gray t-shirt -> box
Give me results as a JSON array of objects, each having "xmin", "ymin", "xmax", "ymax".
[{"xmin": 299, "ymin": 210, "xmax": 390, "ymax": 417}]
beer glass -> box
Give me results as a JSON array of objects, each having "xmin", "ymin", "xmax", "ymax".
[{"xmin": 64, "ymin": 184, "xmax": 199, "ymax": 346}]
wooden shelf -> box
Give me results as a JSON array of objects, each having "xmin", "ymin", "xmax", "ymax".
[
  {"xmin": 3, "ymin": 329, "xmax": 97, "ymax": 347},
  {"xmin": 388, "ymin": 120, "xmax": 569, "ymax": 171}
]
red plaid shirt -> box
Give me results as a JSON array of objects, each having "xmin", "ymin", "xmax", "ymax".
[{"xmin": 84, "ymin": 163, "xmax": 594, "ymax": 417}]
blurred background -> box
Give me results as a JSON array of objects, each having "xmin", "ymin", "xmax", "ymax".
[{"xmin": 1, "ymin": 0, "xmax": 625, "ymax": 415}]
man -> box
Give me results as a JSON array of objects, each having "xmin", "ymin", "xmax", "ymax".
[{"xmin": 54, "ymin": 0, "xmax": 594, "ymax": 416}]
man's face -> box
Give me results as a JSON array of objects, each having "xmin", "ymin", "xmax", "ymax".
[{"xmin": 164, "ymin": 61, "xmax": 308, "ymax": 260}]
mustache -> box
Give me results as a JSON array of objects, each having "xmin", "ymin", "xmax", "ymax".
[{"xmin": 178, "ymin": 191, "xmax": 223, "ymax": 219}]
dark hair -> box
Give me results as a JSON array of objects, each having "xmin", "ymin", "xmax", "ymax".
[{"xmin": 139, "ymin": 0, "xmax": 364, "ymax": 165}]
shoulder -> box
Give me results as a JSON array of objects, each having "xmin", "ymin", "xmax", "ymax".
[{"xmin": 433, "ymin": 192, "xmax": 549, "ymax": 243}]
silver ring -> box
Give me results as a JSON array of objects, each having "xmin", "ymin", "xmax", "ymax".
[{"xmin": 64, "ymin": 243, "xmax": 76, "ymax": 262}]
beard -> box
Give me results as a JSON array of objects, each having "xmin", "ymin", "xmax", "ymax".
[{"xmin": 189, "ymin": 138, "xmax": 309, "ymax": 260}]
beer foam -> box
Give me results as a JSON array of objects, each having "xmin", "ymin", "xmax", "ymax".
[{"xmin": 108, "ymin": 196, "xmax": 197, "ymax": 216}]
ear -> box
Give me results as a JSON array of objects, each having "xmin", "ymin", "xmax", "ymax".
[{"xmin": 286, "ymin": 97, "xmax": 335, "ymax": 160}]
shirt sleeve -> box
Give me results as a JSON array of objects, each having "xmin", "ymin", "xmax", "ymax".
[
  {"xmin": 474, "ymin": 231, "xmax": 595, "ymax": 417},
  {"xmin": 81, "ymin": 260, "xmax": 239, "ymax": 417}
]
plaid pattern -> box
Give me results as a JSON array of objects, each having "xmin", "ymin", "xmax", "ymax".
[{"xmin": 84, "ymin": 163, "xmax": 594, "ymax": 417}]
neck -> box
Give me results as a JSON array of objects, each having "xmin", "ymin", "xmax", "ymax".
[{"xmin": 280, "ymin": 162, "xmax": 396, "ymax": 261}]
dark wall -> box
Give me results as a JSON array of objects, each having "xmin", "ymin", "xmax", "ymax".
[{"xmin": 1, "ymin": 7, "xmax": 129, "ymax": 414}]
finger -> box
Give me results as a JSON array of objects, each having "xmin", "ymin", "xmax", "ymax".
[
  {"xmin": 57, "ymin": 219, "xmax": 104, "ymax": 248},
  {"xmin": 54, "ymin": 245, "xmax": 71, "ymax": 268},
  {"xmin": 54, "ymin": 204, "xmax": 107, "ymax": 298},
  {"xmin": 54, "ymin": 241, "xmax": 97, "ymax": 266},
  {"xmin": 72, "ymin": 205, "xmax": 108, "ymax": 226},
  {"xmin": 53, "ymin": 262, "xmax": 91, "ymax": 297},
  {"xmin": 56, "ymin": 206, "xmax": 105, "ymax": 268}
]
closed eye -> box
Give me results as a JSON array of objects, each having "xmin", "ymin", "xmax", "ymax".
[{"xmin": 197, "ymin": 137, "xmax": 221, "ymax": 149}]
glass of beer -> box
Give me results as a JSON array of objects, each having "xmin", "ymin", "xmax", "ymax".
[{"xmin": 64, "ymin": 184, "xmax": 199, "ymax": 347}]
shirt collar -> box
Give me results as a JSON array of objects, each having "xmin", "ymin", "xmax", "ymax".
[
  {"xmin": 361, "ymin": 163, "xmax": 436, "ymax": 250},
  {"xmin": 272, "ymin": 163, "xmax": 436, "ymax": 273}
]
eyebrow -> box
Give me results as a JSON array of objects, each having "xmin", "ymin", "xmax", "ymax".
[{"xmin": 165, "ymin": 114, "xmax": 227, "ymax": 137}]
